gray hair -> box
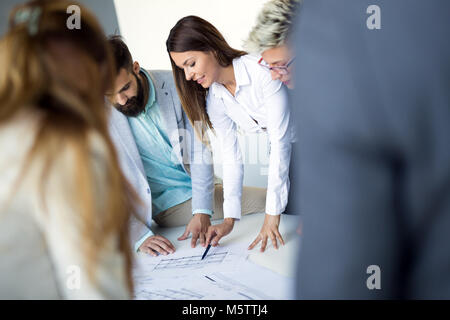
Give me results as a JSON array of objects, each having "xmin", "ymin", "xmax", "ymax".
[{"xmin": 244, "ymin": 0, "xmax": 301, "ymax": 54}]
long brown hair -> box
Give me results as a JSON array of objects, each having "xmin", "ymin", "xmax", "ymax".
[
  {"xmin": 0, "ymin": 0, "xmax": 136, "ymax": 293},
  {"xmin": 166, "ymin": 15, "xmax": 246, "ymax": 141}
]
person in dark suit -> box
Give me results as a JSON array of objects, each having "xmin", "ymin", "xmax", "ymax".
[{"xmin": 291, "ymin": 0, "xmax": 450, "ymax": 299}]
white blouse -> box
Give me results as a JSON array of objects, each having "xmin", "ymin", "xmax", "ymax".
[{"xmin": 207, "ymin": 55, "xmax": 292, "ymax": 219}]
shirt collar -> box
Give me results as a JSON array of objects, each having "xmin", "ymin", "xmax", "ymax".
[
  {"xmin": 211, "ymin": 56, "xmax": 250, "ymax": 98},
  {"xmin": 140, "ymin": 68, "xmax": 156, "ymax": 114}
]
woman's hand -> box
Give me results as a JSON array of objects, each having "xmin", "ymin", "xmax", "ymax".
[
  {"xmin": 205, "ymin": 218, "xmax": 235, "ymax": 247},
  {"xmin": 178, "ymin": 213, "xmax": 212, "ymax": 248},
  {"xmin": 248, "ymin": 214, "xmax": 285, "ymax": 252}
]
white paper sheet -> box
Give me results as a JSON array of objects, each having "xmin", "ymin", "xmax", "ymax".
[
  {"xmin": 133, "ymin": 243, "xmax": 248, "ymax": 279},
  {"xmin": 133, "ymin": 242, "xmax": 295, "ymax": 300},
  {"xmin": 134, "ymin": 271, "xmax": 270, "ymax": 300}
]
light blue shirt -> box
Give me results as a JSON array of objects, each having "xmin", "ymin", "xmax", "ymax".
[
  {"xmin": 128, "ymin": 69, "xmax": 213, "ymax": 222},
  {"xmin": 128, "ymin": 69, "xmax": 194, "ymax": 217}
]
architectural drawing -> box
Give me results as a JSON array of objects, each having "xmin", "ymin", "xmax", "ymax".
[{"xmin": 153, "ymin": 252, "xmax": 227, "ymax": 270}]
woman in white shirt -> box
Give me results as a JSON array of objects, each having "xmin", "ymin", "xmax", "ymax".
[
  {"xmin": 0, "ymin": 0, "xmax": 135, "ymax": 299},
  {"xmin": 244, "ymin": 0, "xmax": 302, "ymax": 234},
  {"xmin": 166, "ymin": 16, "xmax": 292, "ymax": 252}
]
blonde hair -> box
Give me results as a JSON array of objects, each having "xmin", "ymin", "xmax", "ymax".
[
  {"xmin": 0, "ymin": 0, "xmax": 136, "ymax": 293},
  {"xmin": 244, "ymin": 0, "xmax": 301, "ymax": 54}
]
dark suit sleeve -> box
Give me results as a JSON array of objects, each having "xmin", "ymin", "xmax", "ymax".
[
  {"xmin": 294, "ymin": 0, "xmax": 450, "ymax": 299},
  {"xmin": 293, "ymin": 0, "xmax": 404, "ymax": 299}
]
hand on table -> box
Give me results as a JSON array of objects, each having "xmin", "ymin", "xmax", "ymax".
[
  {"xmin": 139, "ymin": 235, "xmax": 175, "ymax": 257},
  {"xmin": 178, "ymin": 213, "xmax": 211, "ymax": 248},
  {"xmin": 248, "ymin": 214, "xmax": 285, "ymax": 252},
  {"xmin": 205, "ymin": 218, "xmax": 235, "ymax": 247}
]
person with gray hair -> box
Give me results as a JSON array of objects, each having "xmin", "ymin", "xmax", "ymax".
[
  {"xmin": 244, "ymin": 0, "xmax": 300, "ymax": 89},
  {"xmin": 245, "ymin": 0, "xmax": 301, "ymax": 224}
]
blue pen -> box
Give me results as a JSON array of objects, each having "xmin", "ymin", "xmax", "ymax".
[{"xmin": 201, "ymin": 244, "xmax": 211, "ymax": 260}]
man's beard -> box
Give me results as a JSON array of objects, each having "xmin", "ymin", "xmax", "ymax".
[{"xmin": 114, "ymin": 72, "xmax": 146, "ymax": 117}]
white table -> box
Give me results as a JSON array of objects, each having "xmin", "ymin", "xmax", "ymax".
[
  {"xmin": 135, "ymin": 212, "xmax": 301, "ymax": 299},
  {"xmin": 150, "ymin": 212, "xmax": 301, "ymax": 279}
]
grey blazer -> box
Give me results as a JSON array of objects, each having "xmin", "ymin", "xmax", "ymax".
[
  {"xmin": 292, "ymin": 0, "xmax": 450, "ymax": 299},
  {"xmin": 108, "ymin": 70, "xmax": 214, "ymax": 246}
]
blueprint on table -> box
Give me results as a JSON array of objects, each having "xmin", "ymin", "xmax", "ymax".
[
  {"xmin": 133, "ymin": 243, "xmax": 295, "ymax": 300},
  {"xmin": 133, "ymin": 243, "xmax": 248, "ymax": 278}
]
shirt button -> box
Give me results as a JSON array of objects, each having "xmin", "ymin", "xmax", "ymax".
[{"xmin": 147, "ymin": 188, "xmax": 151, "ymax": 194}]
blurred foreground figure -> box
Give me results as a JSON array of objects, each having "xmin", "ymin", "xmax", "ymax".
[
  {"xmin": 0, "ymin": 0, "xmax": 135, "ymax": 299},
  {"xmin": 292, "ymin": 0, "xmax": 450, "ymax": 299}
]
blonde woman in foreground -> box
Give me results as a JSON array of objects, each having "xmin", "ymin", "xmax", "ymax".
[{"xmin": 0, "ymin": 0, "xmax": 136, "ymax": 299}]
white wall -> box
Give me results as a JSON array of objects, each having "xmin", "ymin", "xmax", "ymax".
[
  {"xmin": 113, "ymin": 0, "xmax": 266, "ymax": 70},
  {"xmin": 113, "ymin": 0, "xmax": 269, "ymax": 187}
]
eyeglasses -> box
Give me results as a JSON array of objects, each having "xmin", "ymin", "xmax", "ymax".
[{"xmin": 258, "ymin": 57, "xmax": 295, "ymax": 75}]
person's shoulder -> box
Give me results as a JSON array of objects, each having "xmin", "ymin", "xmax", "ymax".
[
  {"xmin": 205, "ymin": 89, "xmax": 215, "ymax": 108},
  {"xmin": 205, "ymin": 87, "xmax": 221, "ymax": 114},
  {"xmin": 147, "ymin": 69, "xmax": 173, "ymax": 78},
  {"xmin": 108, "ymin": 104, "xmax": 126, "ymax": 123},
  {"xmin": 206, "ymin": 83, "xmax": 223, "ymax": 104},
  {"xmin": 237, "ymin": 55, "xmax": 281, "ymax": 94},
  {"xmin": 0, "ymin": 110, "xmax": 43, "ymax": 157},
  {"xmin": 0, "ymin": 109, "xmax": 40, "ymax": 137},
  {"xmin": 239, "ymin": 54, "xmax": 272, "ymax": 81},
  {"xmin": 239, "ymin": 54, "xmax": 260, "ymax": 65},
  {"xmin": 146, "ymin": 69, "xmax": 175, "ymax": 88},
  {"xmin": 0, "ymin": 110, "xmax": 42, "ymax": 184}
]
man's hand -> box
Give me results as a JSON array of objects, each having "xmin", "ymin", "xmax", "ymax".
[
  {"xmin": 138, "ymin": 235, "xmax": 175, "ymax": 257},
  {"xmin": 205, "ymin": 218, "xmax": 235, "ymax": 247},
  {"xmin": 248, "ymin": 214, "xmax": 285, "ymax": 252},
  {"xmin": 178, "ymin": 213, "xmax": 211, "ymax": 248}
]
